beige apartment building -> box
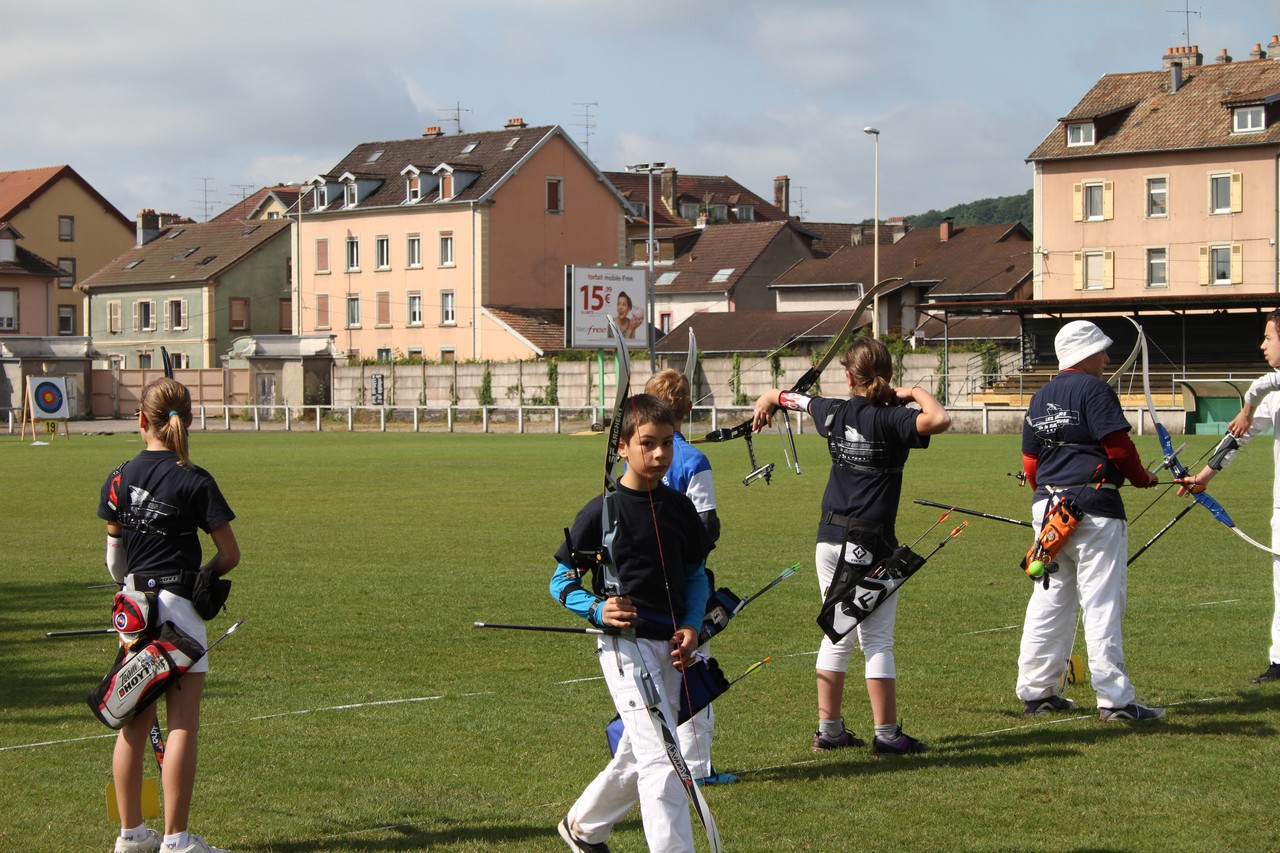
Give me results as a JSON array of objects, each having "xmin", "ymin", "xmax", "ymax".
[
  {"xmin": 295, "ymin": 121, "xmax": 628, "ymax": 363},
  {"xmin": 1030, "ymin": 42, "xmax": 1280, "ymax": 304}
]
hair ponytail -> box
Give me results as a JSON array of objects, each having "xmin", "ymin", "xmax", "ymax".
[
  {"xmin": 840, "ymin": 337, "xmax": 896, "ymax": 406},
  {"xmin": 139, "ymin": 378, "xmax": 192, "ymax": 467}
]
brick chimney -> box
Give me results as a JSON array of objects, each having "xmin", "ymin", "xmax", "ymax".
[
  {"xmin": 1162, "ymin": 44, "xmax": 1202, "ymax": 69},
  {"xmin": 661, "ymin": 168, "xmax": 677, "ymax": 217},
  {"xmin": 504, "ymin": 117, "xmax": 528, "ymax": 129},
  {"xmin": 774, "ymin": 175, "xmax": 790, "ymax": 216},
  {"xmin": 888, "ymin": 216, "xmax": 909, "ymax": 242},
  {"xmin": 136, "ymin": 209, "xmax": 161, "ymax": 246},
  {"xmin": 422, "ymin": 126, "xmax": 444, "ymax": 138},
  {"xmin": 1270, "ymin": 35, "xmax": 1280, "ymax": 58},
  {"xmin": 939, "ymin": 217, "xmax": 954, "ymax": 242},
  {"xmin": 1216, "ymin": 48, "xmax": 1232, "ymax": 64},
  {"xmin": 1251, "ymin": 43, "xmax": 1267, "ymax": 61}
]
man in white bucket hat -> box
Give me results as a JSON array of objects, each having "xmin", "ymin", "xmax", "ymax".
[{"xmin": 1016, "ymin": 320, "xmax": 1166, "ymax": 723}]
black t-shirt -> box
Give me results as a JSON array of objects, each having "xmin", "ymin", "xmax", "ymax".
[
  {"xmin": 1022, "ymin": 370, "xmax": 1131, "ymax": 519},
  {"xmin": 811, "ymin": 395, "xmax": 928, "ymax": 545},
  {"xmin": 98, "ymin": 450, "xmax": 236, "ymax": 574},
  {"xmin": 555, "ymin": 482, "xmax": 712, "ymax": 640}
]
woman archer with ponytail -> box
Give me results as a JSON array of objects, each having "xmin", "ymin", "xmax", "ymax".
[
  {"xmin": 753, "ymin": 335, "xmax": 950, "ymax": 756},
  {"xmin": 98, "ymin": 377, "xmax": 239, "ymax": 853}
]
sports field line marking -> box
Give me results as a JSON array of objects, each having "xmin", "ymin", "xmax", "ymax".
[
  {"xmin": 0, "ymin": 732, "xmax": 116, "ymax": 752},
  {"xmin": 1192, "ymin": 599, "xmax": 1242, "ymax": 607},
  {"xmin": 247, "ymin": 694, "xmax": 451, "ymax": 720},
  {"xmin": 976, "ymin": 695, "xmax": 1231, "ymax": 735},
  {"xmin": 961, "ymin": 625, "xmax": 1019, "ymax": 635},
  {"xmin": 556, "ymin": 676, "xmax": 604, "ymax": 684}
]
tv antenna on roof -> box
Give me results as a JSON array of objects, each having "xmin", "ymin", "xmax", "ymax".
[
  {"xmin": 1166, "ymin": 1, "xmax": 1201, "ymax": 49},
  {"xmin": 191, "ymin": 177, "xmax": 215, "ymax": 222},
  {"xmin": 573, "ymin": 101, "xmax": 598, "ymax": 156},
  {"xmin": 794, "ymin": 185, "xmax": 808, "ymax": 221},
  {"xmin": 437, "ymin": 101, "xmax": 472, "ymax": 134}
]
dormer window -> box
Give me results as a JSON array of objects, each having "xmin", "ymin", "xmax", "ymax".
[
  {"xmin": 1234, "ymin": 105, "xmax": 1266, "ymax": 134},
  {"xmin": 734, "ymin": 205, "xmax": 755, "ymax": 221},
  {"xmin": 1067, "ymin": 122, "xmax": 1096, "ymax": 146},
  {"xmin": 407, "ymin": 174, "xmax": 421, "ymax": 202},
  {"xmin": 629, "ymin": 200, "xmax": 648, "ymax": 218},
  {"xmin": 313, "ymin": 185, "xmax": 328, "ymax": 209},
  {"xmin": 344, "ymin": 182, "xmax": 358, "ymax": 208},
  {"xmin": 680, "ymin": 202, "xmax": 700, "ymax": 220},
  {"xmin": 439, "ymin": 172, "xmax": 454, "ymax": 201}
]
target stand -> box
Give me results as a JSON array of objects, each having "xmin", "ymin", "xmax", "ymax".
[{"xmin": 21, "ymin": 376, "xmax": 71, "ymax": 441}]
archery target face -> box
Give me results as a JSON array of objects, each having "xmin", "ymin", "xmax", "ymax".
[{"xmin": 31, "ymin": 378, "xmax": 70, "ymax": 419}]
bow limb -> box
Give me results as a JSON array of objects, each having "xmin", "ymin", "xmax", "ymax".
[
  {"xmin": 1123, "ymin": 317, "xmax": 1280, "ymax": 559},
  {"xmin": 602, "ymin": 319, "xmax": 722, "ymax": 851}
]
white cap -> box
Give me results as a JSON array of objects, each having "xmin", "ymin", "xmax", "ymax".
[{"xmin": 1055, "ymin": 321, "xmax": 1113, "ymax": 371}]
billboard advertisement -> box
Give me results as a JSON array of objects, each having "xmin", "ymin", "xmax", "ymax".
[{"xmin": 564, "ymin": 266, "xmax": 648, "ymax": 350}]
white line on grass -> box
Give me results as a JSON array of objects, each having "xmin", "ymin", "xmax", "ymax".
[
  {"xmin": 247, "ymin": 694, "xmax": 452, "ymax": 720},
  {"xmin": 960, "ymin": 625, "xmax": 1019, "ymax": 635},
  {"xmin": 1191, "ymin": 599, "xmax": 1242, "ymax": 607}
]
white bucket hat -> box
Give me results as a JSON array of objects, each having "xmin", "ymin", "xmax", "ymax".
[{"xmin": 1055, "ymin": 320, "xmax": 1113, "ymax": 371}]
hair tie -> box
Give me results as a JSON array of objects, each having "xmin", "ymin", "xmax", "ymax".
[{"xmin": 168, "ymin": 410, "xmax": 179, "ymax": 418}]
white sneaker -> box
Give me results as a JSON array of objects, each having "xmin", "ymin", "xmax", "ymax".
[
  {"xmin": 115, "ymin": 830, "xmax": 161, "ymax": 853},
  {"xmin": 164, "ymin": 835, "xmax": 230, "ymax": 853}
]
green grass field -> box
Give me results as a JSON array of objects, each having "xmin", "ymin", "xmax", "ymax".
[{"xmin": 3, "ymin": 429, "xmax": 1280, "ymax": 852}]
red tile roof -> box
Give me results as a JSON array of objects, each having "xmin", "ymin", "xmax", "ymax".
[
  {"xmin": 658, "ymin": 309, "xmax": 868, "ymax": 355},
  {"xmin": 211, "ymin": 185, "xmax": 301, "ymax": 222},
  {"xmin": 79, "ymin": 217, "xmax": 291, "ymax": 290},
  {"xmin": 0, "ymin": 165, "xmax": 132, "ymax": 228},
  {"xmin": 1029, "ymin": 56, "xmax": 1280, "ymax": 161},
  {"xmin": 485, "ymin": 305, "xmax": 565, "ymax": 355},
  {"xmin": 650, "ymin": 221, "xmax": 803, "ymax": 297},
  {"xmin": 605, "ymin": 170, "xmax": 788, "ymax": 227}
]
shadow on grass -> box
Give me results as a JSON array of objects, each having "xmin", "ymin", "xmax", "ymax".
[{"xmin": 243, "ymin": 815, "xmax": 646, "ymax": 852}]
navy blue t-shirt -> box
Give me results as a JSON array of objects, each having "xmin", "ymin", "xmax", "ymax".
[
  {"xmin": 98, "ymin": 450, "xmax": 235, "ymax": 574},
  {"xmin": 1022, "ymin": 370, "xmax": 1131, "ymax": 519},
  {"xmin": 555, "ymin": 482, "xmax": 712, "ymax": 640},
  {"xmin": 810, "ymin": 395, "xmax": 928, "ymax": 545}
]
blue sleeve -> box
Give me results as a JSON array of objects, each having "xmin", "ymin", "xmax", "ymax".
[
  {"xmin": 681, "ymin": 559, "xmax": 709, "ymax": 630},
  {"xmin": 550, "ymin": 562, "xmax": 605, "ymax": 626}
]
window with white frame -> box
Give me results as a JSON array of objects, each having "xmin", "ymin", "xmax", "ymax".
[
  {"xmin": 346, "ymin": 236, "xmax": 360, "ymax": 271},
  {"xmin": 168, "ymin": 351, "xmax": 187, "ymax": 369},
  {"xmin": 0, "ymin": 289, "xmax": 17, "ymax": 331},
  {"xmin": 659, "ymin": 312, "xmax": 672, "ymax": 335},
  {"xmin": 441, "ymin": 290, "xmax": 456, "ymax": 325},
  {"xmin": 315, "ymin": 238, "xmax": 330, "ymax": 273},
  {"xmin": 58, "ymin": 305, "xmax": 75, "ymax": 335},
  {"xmin": 1083, "ymin": 182, "xmax": 1106, "ymax": 220},
  {"xmin": 166, "ymin": 298, "xmax": 188, "ymax": 330},
  {"xmin": 375, "ymin": 236, "xmax": 390, "ymax": 270},
  {"xmin": 680, "ymin": 202, "xmax": 699, "ymax": 220},
  {"xmin": 107, "ymin": 300, "xmax": 121, "ymax": 333},
  {"xmin": 59, "ymin": 215, "xmax": 74, "ymax": 241},
  {"xmin": 58, "ymin": 257, "xmax": 76, "ymax": 288},
  {"xmin": 735, "ymin": 205, "xmax": 755, "ymax": 221},
  {"xmin": 710, "ymin": 204, "xmax": 728, "ymax": 222},
  {"xmin": 313, "ymin": 185, "xmax": 327, "ymax": 209},
  {"xmin": 1145, "ymin": 247, "xmax": 1168, "ymax": 288},
  {"xmin": 346, "ymin": 294, "xmax": 360, "ymax": 327},
  {"xmin": 1073, "ymin": 249, "xmax": 1113, "ymax": 291},
  {"xmin": 229, "ymin": 298, "xmax": 249, "ymax": 331},
  {"xmin": 408, "ymin": 292, "xmax": 423, "ymax": 325},
  {"xmin": 407, "ymin": 173, "xmax": 421, "ymax": 202},
  {"xmin": 407, "ymin": 234, "xmax": 422, "ymax": 267},
  {"xmin": 439, "ymin": 172, "xmax": 454, "ymax": 200},
  {"xmin": 376, "ymin": 347, "xmax": 391, "ymax": 363},
  {"xmin": 1146, "ymin": 177, "xmax": 1168, "ymax": 218},
  {"xmin": 546, "ymin": 178, "xmax": 563, "ymax": 213},
  {"xmin": 135, "ymin": 299, "xmax": 156, "ymax": 332},
  {"xmin": 1234, "ymin": 106, "xmax": 1265, "ymax": 133},
  {"xmin": 1208, "ymin": 245, "xmax": 1236, "ymax": 284},
  {"xmin": 1083, "ymin": 251, "xmax": 1105, "ymax": 290},
  {"xmin": 1067, "ymin": 122, "xmax": 1095, "ymax": 146},
  {"xmin": 1210, "ymin": 172, "xmax": 1241, "ymax": 214},
  {"xmin": 344, "ymin": 182, "xmax": 357, "ymax": 207},
  {"xmin": 439, "ymin": 232, "xmax": 454, "ymax": 267}
]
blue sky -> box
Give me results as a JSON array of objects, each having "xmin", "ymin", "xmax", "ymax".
[{"xmin": 4, "ymin": 0, "xmax": 1279, "ymax": 225}]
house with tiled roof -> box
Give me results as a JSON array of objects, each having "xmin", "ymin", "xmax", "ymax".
[
  {"xmin": 1027, "ymin": 40, "xmax": 1280, "ymax": 314},
  {"xmin": 80, "ymin": 213, "xmax": 292, "ymax": 368},
  {"xmin": 294, "ymin": 120, "xmax": 628, "ymax": 362},
  {"xmin": 0, "ymin": 165, "xmax": 134, "ymax": 336},
  {"xmin": 211, "ymin": 185, "xmax": 300, "ymax": 224},
  {"xmin": 0, "ymin": 222, "xmax": 66, "ymax": 336},
  {"xmin": 664, "ymin": 219, "xmax": 1031, "ymax": 355}
]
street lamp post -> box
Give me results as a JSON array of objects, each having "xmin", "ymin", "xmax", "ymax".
[
  {"xmin": 863, "ymin": 127, "xmax": 880, "ymax": 339},
  {"xmin": 626, "ymin": 161, "xmax": 665, "ymax": 372}
]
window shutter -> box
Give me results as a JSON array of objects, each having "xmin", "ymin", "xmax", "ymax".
[
  {"xmin": 1231, "ymin": 243, "xmax": 1243, "ymax": 283},
  {"xmin": 1103, "ymin": 250, "xmax": 1115, "ymax": 288},
  {"xmin": 133, "ymin": 301, "xmax": 140, "ymax": 331},
  {"xmin": 1199, "ymin": 246, "xmax": 1210, "ymax": 285},
  {"xmin": 1072, "ymin": 183, "xmax": 1083, "ymax": 222},
  {"xmin": 1103, "ymin": 181, "xmax": 1114, "ymax": 220},
  {"xmin": 1073, "ymin": 252, "xmax": 1084, "ymax": 290},
  {"xmin": 1231, "ymin": 172, "xmax": 1243, "ymax": 213},
  {"xmin": 162, "ymin": 300, "xmax": 170, "ymax": 331},
  {"xmin": 181, "ymin": 299, "xmax": 188, "ymax": 330}
]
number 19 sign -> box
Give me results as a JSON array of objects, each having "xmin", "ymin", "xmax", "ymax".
[{"xmin": 564, "ymin": 266, "xmax": 648, "ymax": 350}]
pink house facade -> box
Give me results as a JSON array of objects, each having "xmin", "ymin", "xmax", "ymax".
[{"xmin": 295, "ymin": 122, "xmax": 627, "ymax": 362}]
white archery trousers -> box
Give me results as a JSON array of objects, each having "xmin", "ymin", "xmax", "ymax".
[
  {"xmin": 565, "ymin": 635, "xmax": 696, "ymax": 853},
  {"xmin": 1017, "ymin": 501, "xmax": 1136, "ymax": 709},
  {"xmin": 814, "ymin": 540, "xmax": 899, "ymax": 678},
  {"xmin": 1270, "ymin": 514, "xmax": 1280, "ymax": 664}
]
